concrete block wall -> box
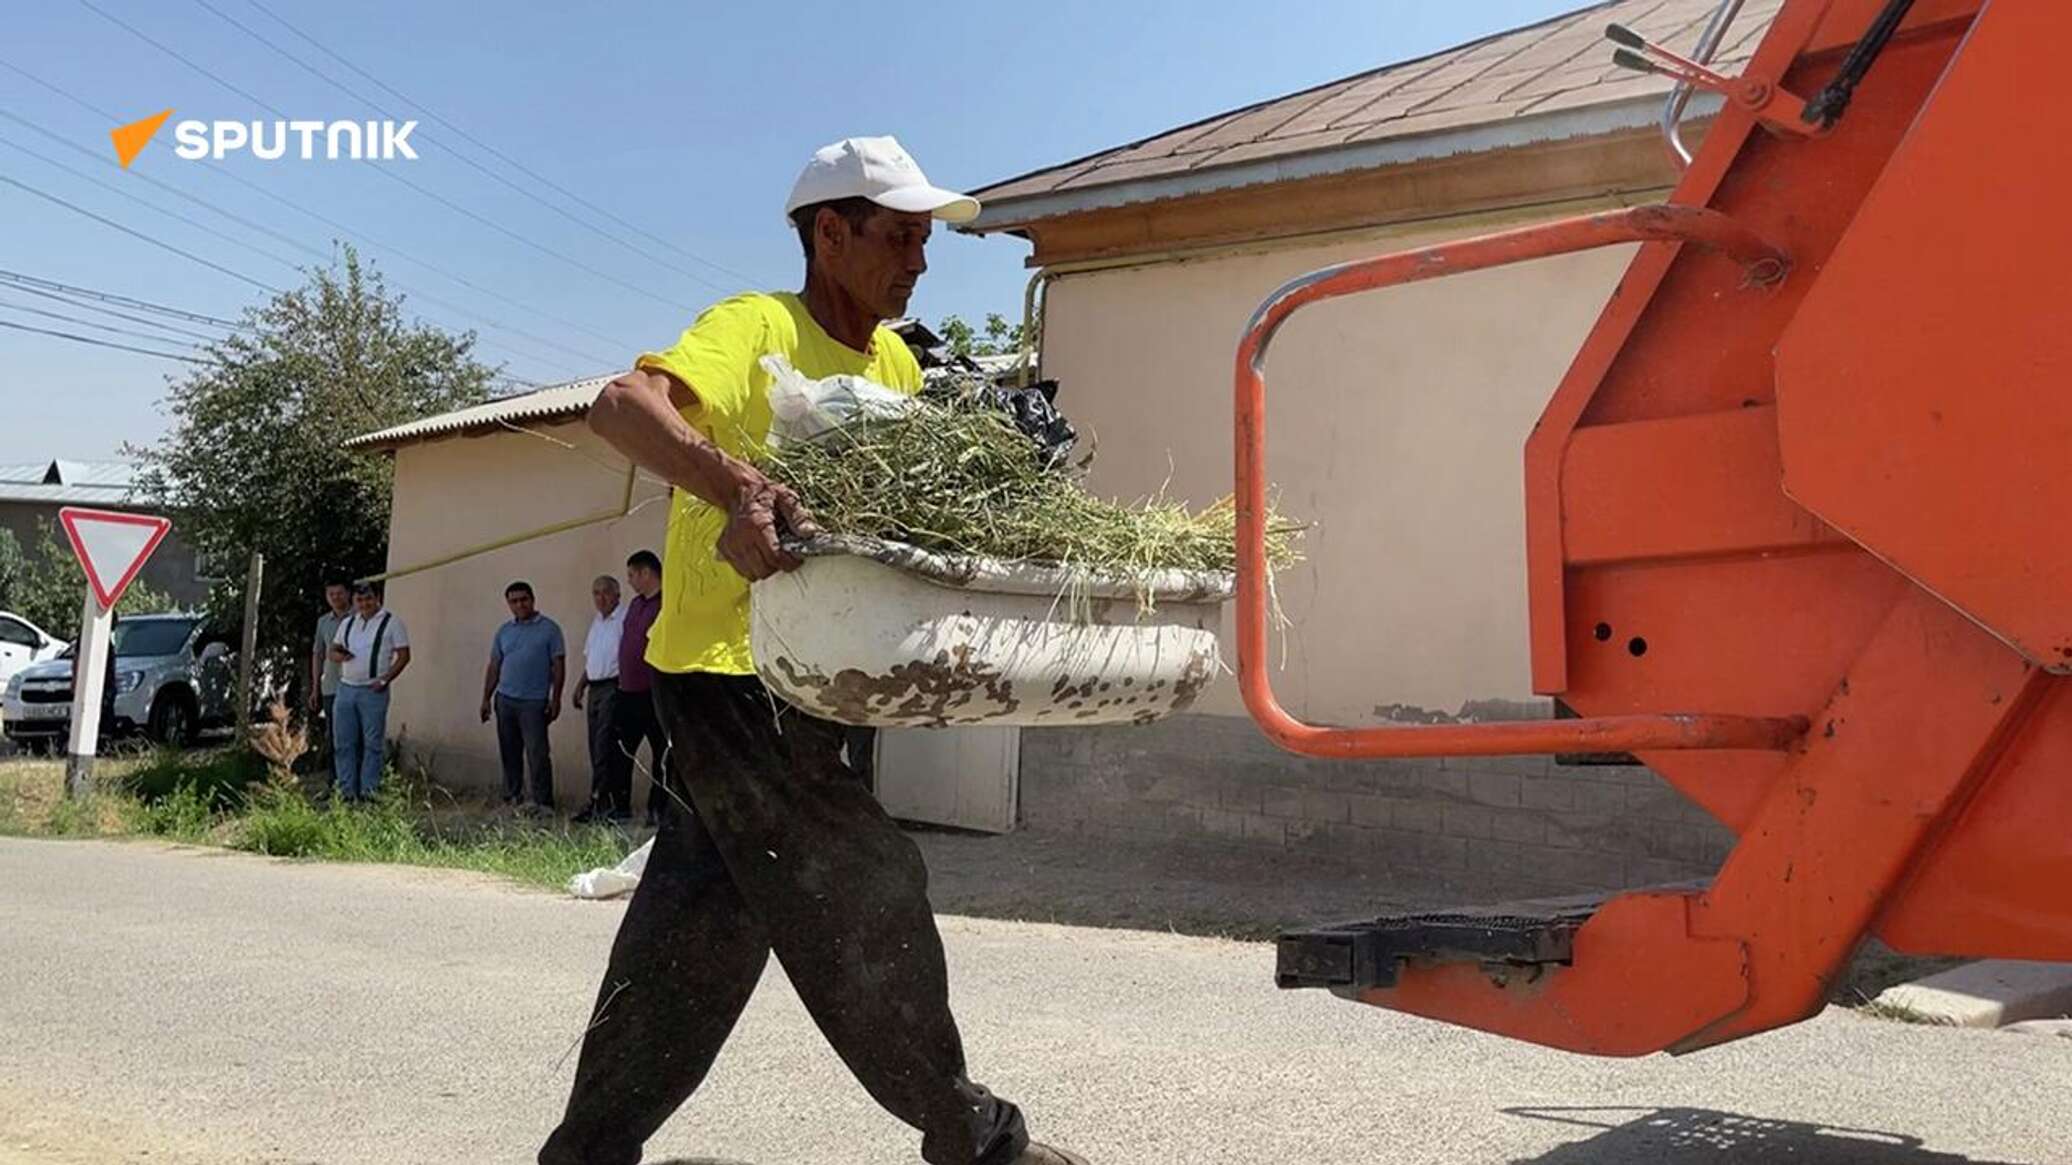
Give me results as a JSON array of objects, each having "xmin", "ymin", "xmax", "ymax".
[{"xmin": 1017, "ymin": 712, "xmax": 1733, "ymax": 900}]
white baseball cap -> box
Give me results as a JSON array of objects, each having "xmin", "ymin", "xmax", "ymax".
[{"xmin": 783, "ymin": 136, "xmax": 980, "ymax": 226}]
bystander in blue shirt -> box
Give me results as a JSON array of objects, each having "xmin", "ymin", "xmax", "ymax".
[{"xmin": 493, "ymin": 615, "xmax": 565, "ymax": 700}]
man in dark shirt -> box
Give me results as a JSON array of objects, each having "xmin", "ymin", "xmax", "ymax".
[{"xmin": 612, "ymin": 549, "xmax": 669, "ymax": 826}]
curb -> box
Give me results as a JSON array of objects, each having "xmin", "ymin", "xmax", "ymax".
[{"xmin": 1873, "ymin": 960, "xmax": 2072, "ymax": 1028}]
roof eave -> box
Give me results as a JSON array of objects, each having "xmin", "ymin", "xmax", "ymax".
[
  {"xmin": 341, "ymin": 403, "xmax": 595, "ymax": 453},
  {"xmin": 960, "ymin": 92, "xmax": 1720, "ymax": 235},
  {"xmin": 341, "ymin": 377, "xmax": 615, "ymax": 453}
]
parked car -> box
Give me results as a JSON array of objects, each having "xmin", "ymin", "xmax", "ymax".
[
  {"xmin": 0, "ymin": 611, "xmax": 63, "ymax": 690},
  {"xmin": 2, "ymin": 613, "xmax": 235, "ymax": 752}
]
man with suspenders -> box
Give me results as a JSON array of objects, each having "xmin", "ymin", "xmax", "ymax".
[{"xmin": 328, "ymin": 582, "xmax": 412, "ymax": 802}]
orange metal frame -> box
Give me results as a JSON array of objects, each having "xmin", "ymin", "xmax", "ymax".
[
  {"xmin": 1233, "ymin": 0, "xmax": 2072, "ymax": 1054},
  {"xmin": 1235, "ymin": 206, "xmax": 1799, "ymax": 760}
]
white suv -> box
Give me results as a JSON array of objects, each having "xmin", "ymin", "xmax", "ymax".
[
  {"xmin": 0, "ymin": 611, "xmax": 62, "ymax": 691},
  {"xmin": 3, "ymin": 613, "xmax": 235, "ymax": 751}
]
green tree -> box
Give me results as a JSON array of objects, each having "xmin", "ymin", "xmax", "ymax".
[
  {"xmin": 939, "ymin": 312, "xmax": 1030, "ymax": 359},
  {"xmin": 0, "ymin": 521, "xmax": 171, "ymax": 638},
  {"xmin": 132, "ymin": 247, "xmax": 494, "ymax": 695}
]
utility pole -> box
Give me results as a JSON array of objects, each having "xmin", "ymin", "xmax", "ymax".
[{"xmin": 236, "ymin": 552, "xmax": 263, "ymax": 736}]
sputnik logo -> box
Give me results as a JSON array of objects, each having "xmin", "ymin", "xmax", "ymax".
[
  {"xmin": 107, "ymin": 109, "xmax": 418, "ymax": 166},
  {"xmin": 111, "ymin": 109, "xmax": 174, "ymax": 169}
]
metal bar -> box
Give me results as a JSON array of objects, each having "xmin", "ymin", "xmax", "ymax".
[
  {"xmin": 366, "ymin": 463, "xmax": 639, "ymax": 585},
  {"xmin": 1663, "ymin": 0, "xmax": 1748, "ymax": 169},
  {"xmin": 1233, "ymin": 204, "xmax": 1800, "ymax": 760}
]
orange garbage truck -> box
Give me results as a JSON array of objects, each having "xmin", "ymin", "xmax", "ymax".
[{"xmin": 1241, "ymin": 0, "xmax": 2072, "ymax": 1054}]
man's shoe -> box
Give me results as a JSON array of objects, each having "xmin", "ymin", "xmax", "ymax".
[{"xmin": 1012, "ymin": 1145, "xmax": 1089, "ymax": 1165}]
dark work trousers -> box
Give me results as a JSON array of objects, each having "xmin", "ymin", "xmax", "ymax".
[
  {"xmin": 611, "ymin": 686, "xmax": 669, "ymax": 822},
  {"xmin": 494, "ymin": 694, "xmax": 556, "ymax": 808},
  {"xmin": 306, "ymin": 693, "xmax": 336, "ymax": 776},
  {"xmin": 582, "ymin": 678, "xmax": 627, "ymax": 814},
  {"xmin": 538, "ymin": 672, "xmax": 1029, "ymax": 1165},
  {"xmin": 844, "ymin": 724, "xmax": 879, "ymax": 796}
]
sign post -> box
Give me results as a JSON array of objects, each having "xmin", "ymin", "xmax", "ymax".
[{"xmin": 56, "ymin": 507, "xmax": 172, "ymax": 799}]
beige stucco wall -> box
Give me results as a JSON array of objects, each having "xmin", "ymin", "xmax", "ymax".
[
  {"xmin": 1041, "ymin": 217, "xmax": 1635, "ymax": 725},
  {"xmin": 376, "ymin": 210, "xmax": 1633, "ymax": 789},
  {"xmin": 380, "ymin": 423, "xmax": 670, "ymax": 801}
]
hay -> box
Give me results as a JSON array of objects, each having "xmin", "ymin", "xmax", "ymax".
[{"xmin": 757, "ymin": 392, "xmax": 1300, "ymax": 575}]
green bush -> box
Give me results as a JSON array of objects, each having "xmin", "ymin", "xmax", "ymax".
[
  {"xmin": 136, "ymin": 784, "xmax": 219, "ymax": 840},
  {"xmin": 236, "ymin": 787, "xmax": 331, "ymax": 856}
]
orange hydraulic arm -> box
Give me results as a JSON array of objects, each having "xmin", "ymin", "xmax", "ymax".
[{"xmin": 1240, "ymin": 0, "xmax": 2072, "ymax": 1054}]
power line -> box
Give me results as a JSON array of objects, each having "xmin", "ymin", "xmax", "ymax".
[
  {"xmin": 77, "ymin": 0, "xmax": 707, "ymax": 314},
  {"xmin": 243, "ymin": 0, "xmax": 770, "ymax": 290},
  {"xmin": 0, "ymin": 294, "xmax": 212, "ymax": 348},
  {"xmin": 0, "ymin": 129, "xmax": 311, "ymax": 275},
  {"xmin": 0, "ymin": 316, "xmax": 210, "ymax": 364},
  {"xmin": 0, "ymin": 132, "xmax": 609, "ymax": 373},
  {"xmin": 0, "ymin": 105, "xmax": 334, "ymax": 268},
  {"xmin": 0, "ymin": 111, "xmax": 601, "ymax": 378},
  {"xmin": 0, "ymin": 274, "xmax": 535, "ymax": 391},
  {"xmin": 0, "ymin": 266, "xmax": 245, "ymax": 330},
  {"xmin": 0, "ymin": 170, "xmax": 278, "ymax": 293},
  {"xmin": 0, "ymin": 166, "xmax": 574, "ymax": 387},
  {"xmin": 0, "ymin": 54, "xmax": 632, "ymax": 369},
  {"xmin": 1, "ymin": 282, "xmax": 230, "ymax": 343},
  {"xmin": 194, "ymin": 0, "xmax": 749, "ymax": 297}
]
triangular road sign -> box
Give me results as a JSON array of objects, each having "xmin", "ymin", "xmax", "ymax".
[{"xmin": 58, "ymin": 507, "xmax": 172, "ymax": 609}]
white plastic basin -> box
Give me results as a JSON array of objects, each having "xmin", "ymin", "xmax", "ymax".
[{"xmin": 750, "ymin": 536, "xmax": 1231, "ymax": 728}]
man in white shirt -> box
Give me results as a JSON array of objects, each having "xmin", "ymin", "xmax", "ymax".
[
  {"xmin": 571, "ymin": 574, "xmax": 627, "ymax": 823},
  {"xmin": 327, "ymin": 582, "xmax": 411, "ymax": 803}
]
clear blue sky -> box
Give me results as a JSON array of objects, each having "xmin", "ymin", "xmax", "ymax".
[{"xmin": 0, "ymin": 0, "xmax": 1582, "ymax": 462}]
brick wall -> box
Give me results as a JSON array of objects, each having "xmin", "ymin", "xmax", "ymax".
[{"xmin": 1017, "ymin": 712, "xmax": 1733, "ymax": 900}]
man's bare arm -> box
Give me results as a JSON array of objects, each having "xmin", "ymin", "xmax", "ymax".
[
  {"xmin": 588, "ymin": 368, "xmax": 817, "ymax": 580},
  {"xmin": 480, "ymin": 658, "xmax": 500, "ymax": 723}
]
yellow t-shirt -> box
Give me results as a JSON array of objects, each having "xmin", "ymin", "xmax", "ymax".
[{"xmin": 633, "ymin": 291, "xmax": 922, "ymax": 675}]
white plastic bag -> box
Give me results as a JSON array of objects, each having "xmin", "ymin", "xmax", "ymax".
[
  {"xmin": 566, "ymin": 837, "xmax": 653, "ymax": 900},
  {"xmin": 761, "ymin": 354, "xmax": 916, "ymax": 446}
]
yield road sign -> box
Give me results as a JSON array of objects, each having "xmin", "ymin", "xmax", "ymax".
[{"xmin": 58, "ymin": 506, "xmax": 171, "ymax": 610}]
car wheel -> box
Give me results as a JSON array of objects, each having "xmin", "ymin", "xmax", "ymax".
[{"xmin": 148, "ymin": 690, "xmax": 197, "ymax": 748}]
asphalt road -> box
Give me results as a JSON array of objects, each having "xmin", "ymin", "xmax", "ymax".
[{"xmin": 0, "ymin": 838, "xmax": 2066, "ymax": 1165}]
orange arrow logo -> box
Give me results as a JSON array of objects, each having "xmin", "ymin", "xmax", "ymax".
[{"xmin": 110, "ymin": 109, "xmax": 174, "ymax": 169}]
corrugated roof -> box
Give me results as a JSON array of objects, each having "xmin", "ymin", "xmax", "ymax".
[
  {"xmin": 44, "ymin": 459, "xmax": 137, "ymax": 488},
  {"xmin": 342, "ymin": 376, "xmax": 615, "ymax": 451},
  {"xmin": 0, "ymin": 458, "xmax": 144, "ymax": 506},
  {"xmin": 966, "ymin": 0, "xmax": 1780, "ymax": 229}
]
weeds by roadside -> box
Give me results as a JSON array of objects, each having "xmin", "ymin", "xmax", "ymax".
[
  {"xmin": 0, "ymin": 749, "xmax": 630, "ymax": 891},
  {"xmin": 1853, "ymin": 999, "xmax": 1955, "ymax": 1026}
]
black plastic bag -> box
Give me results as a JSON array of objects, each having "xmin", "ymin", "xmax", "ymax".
[{"xmin": 927, "ymin": 370, "xmax": 1078, "ymax": 471}]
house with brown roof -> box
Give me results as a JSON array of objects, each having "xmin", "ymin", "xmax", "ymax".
[
  {"xmin": 954, "ymin": 0, "xmax": 1780, "ymax": 891},
  {"xmin": 349, "ymin": 0, "xmax": 1783, "ymax": 899}
]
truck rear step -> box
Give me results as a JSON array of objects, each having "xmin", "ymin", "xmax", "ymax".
[{"xmin": 1276, "ymin": 884, "xmax": 1704, "ymax": 995}]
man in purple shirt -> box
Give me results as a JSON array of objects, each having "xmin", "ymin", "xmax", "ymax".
[{"xmin": 612, "ymin": 549, "xmax": 670, "ymax": 826}]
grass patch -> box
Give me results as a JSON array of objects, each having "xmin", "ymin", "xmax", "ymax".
[{"xmin": 0, "ymin": 751, "xmax": 630, "ymax": 892}]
